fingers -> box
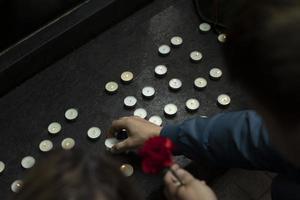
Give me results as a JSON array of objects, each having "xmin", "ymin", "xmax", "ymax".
[
  {"xmin": 107, "ymin": 116, "xmax": 144, "ymax": 138},
  {"xmin": 164, "ymin": 166, "xmax": 196, "ymax": 200},
  {"xmin": 107, "ymin": 117, "xmax": 129, "ymax": 138},
  {"xmin": 171, "ymin": 164, "xmax": 180, "ymax": 171},
  {"xmin": 112, "ymin": 139, "xmax": 134, "ymax": 153},
  {"xmin": 166, "ymin": 165, "xmax": 194, "ymax": 186},
  {"xmin": 164, "ymin": 170, "xmax": 180, "ymax": 196},
  {"xmin": 174, "ymin": 168, "xmax": 194, "ymax": 184}
]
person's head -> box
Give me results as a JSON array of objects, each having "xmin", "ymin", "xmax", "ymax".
[
  {"xmin": 224, "ymin": 1, "xmax": 300, "ymax": 165},
  {"xmin": 12, "ymin": 150, "xmax": 141, "ymax": 200}
]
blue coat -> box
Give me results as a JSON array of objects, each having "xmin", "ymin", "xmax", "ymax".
[{"xmin": 161, "ymin": 110, "xmax": 299, "ymax": 178}]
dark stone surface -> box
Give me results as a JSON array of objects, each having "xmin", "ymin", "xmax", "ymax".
[
  {"xmin": 0, "ymin": 0, "xmax": 153, "ymax": 96},
  {"xmin": 0, "ymin": 0, "xmax": 84, "ymax": 51},
  {"xmin": 211, "ymin": 175, "xmax": 252, "ymax": 200},
  {"xmin": 225, "ymin": 169, "xmax": 272, "ymax": 199},
  {"xmin": 0, "ymin": 0, "xmax": 250, "ymax": 199}
]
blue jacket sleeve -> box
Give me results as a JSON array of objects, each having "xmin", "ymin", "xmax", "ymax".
[{"xmin": 161, "ymin": 110, "xmax": 292, "ymax": 173}]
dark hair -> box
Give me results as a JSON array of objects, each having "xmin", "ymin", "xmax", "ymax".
[
  {"xmin": 12, "ymin": 150, "xmax": 141, "ymax": 200},
  {"xmin": 224, "ymin": 1, "xmax": 300, "ymax": 124}
]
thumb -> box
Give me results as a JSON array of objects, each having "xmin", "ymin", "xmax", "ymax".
[
  {"xmin": 175, "ymin": 169, "xmax": 195, "ymax": 184},
  {"xmin": 112, "ymin": 139, "xmax": 132, "ymax": 153}
]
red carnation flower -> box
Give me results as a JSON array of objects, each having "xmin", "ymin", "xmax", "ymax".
[{"xmin": 139, "ymin": 136, "xmax": 174, "ymax": 174}]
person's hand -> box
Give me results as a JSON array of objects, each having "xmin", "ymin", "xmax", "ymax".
[
  {"xmin": 107, "ymin": 116, "xmax": 162, "ymax": 152},
  {"xmin": 164, "ymin": 165, "xmax": 217, "ymax": 200}
]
